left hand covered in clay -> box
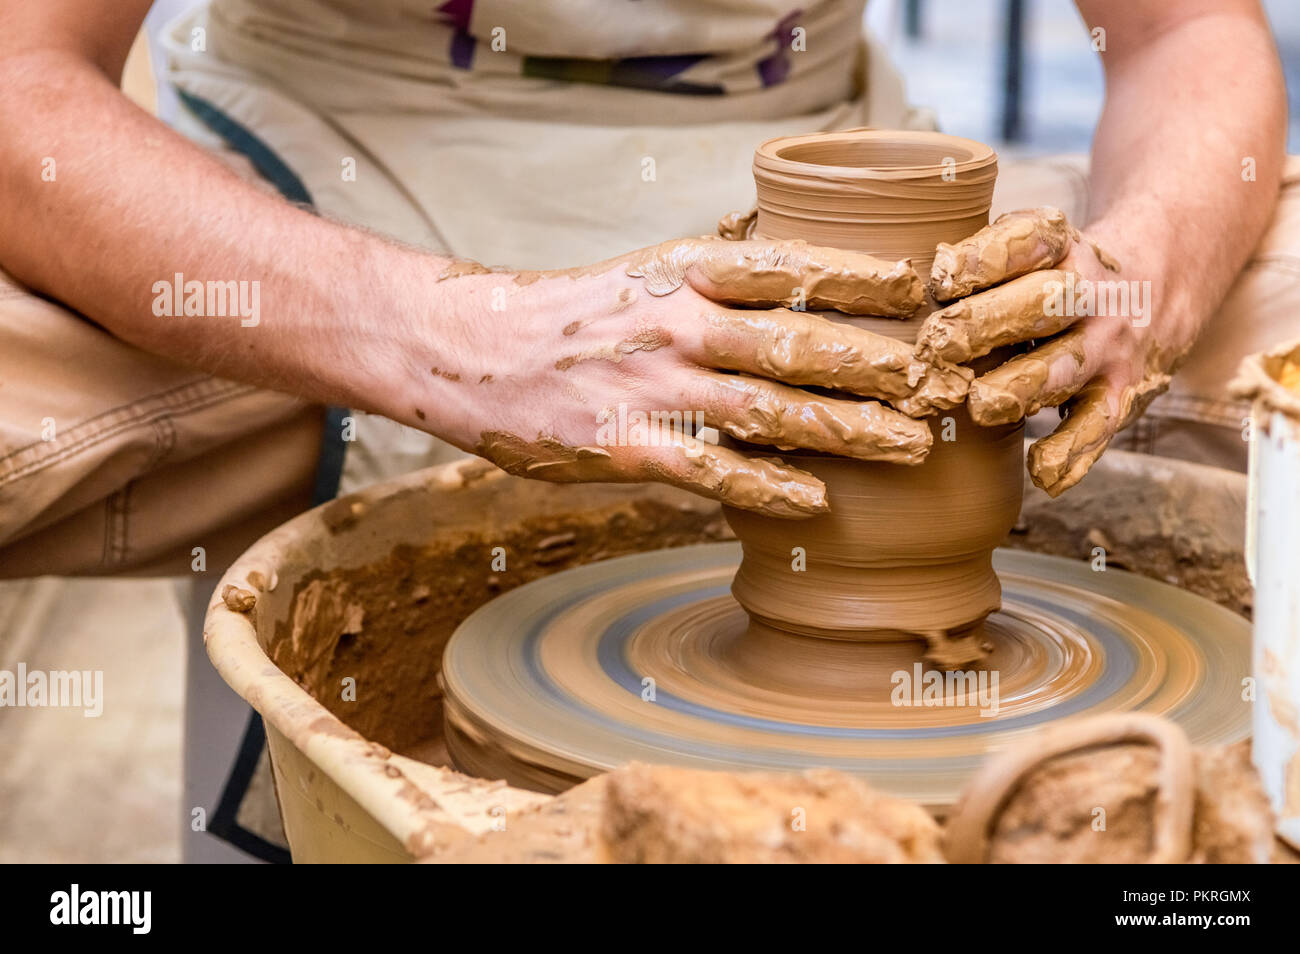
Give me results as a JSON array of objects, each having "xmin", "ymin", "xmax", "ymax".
[{"xmin": 914, "ymin": 207, "xmax": 1175, "ymax": 496}]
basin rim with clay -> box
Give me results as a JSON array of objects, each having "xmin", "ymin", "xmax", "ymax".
[{"xmin": 203, "ymin": 449, "xmax": 1251, "ymax": 862}]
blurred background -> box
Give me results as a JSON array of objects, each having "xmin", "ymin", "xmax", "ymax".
[
  {"xmin": 868, "ymin": 0, "xmax": 1300, "ymax": 154},
  {"xmin": 135, "ymin": 0, "xmax": 1300, "ymax": 154}
]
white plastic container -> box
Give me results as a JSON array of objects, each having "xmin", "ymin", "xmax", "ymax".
[{"xmin": 1238, "ymin": 338, "xmax": 1300, "ymax": 850}]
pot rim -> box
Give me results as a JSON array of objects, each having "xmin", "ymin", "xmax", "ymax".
[{"xmin": 755, "ymin": 127, "xmax": 997, "ymax": 181}]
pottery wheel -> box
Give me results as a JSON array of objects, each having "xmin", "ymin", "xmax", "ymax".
[{"xmin": 441, "ymin": 543, "xmax": 1250, "ymax": 807}]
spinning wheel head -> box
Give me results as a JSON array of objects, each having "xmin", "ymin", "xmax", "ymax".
[{"xmin": 442, "ymin": 543, "xmax": 1250, "ymax": 807}]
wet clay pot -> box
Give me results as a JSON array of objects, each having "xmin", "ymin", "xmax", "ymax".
[{"xmin": 724, "ymin": 129, "xmax": 1024, "ymax": 651}]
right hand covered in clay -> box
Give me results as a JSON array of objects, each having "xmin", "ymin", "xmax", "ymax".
[
  {"xmin": 434, "ymin": 238, "xmax": 972, "ymax": 517},
  {"xmin": 914, "ymin": 207, "xmax": 1172, "ymax": 497}
]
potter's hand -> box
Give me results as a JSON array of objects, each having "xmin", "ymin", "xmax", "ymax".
[
  {"xmin": 450, "ymin": 238, "xmax": 972, "ymax": 518},
  {"xmin": 915, "ymin": 207, "xmax": 1171, "ymax": 497}
]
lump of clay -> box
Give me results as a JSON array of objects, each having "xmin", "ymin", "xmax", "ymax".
[
  {"xmin": 600, "ymin": 762, "xmax": 943, "ymax": 864},
  {"xmin": 943, "ymin": 714, "xmax": 1273, "ymax": 864},
  {"xmin": 1190, "ymin": 742, "xmax": 1276, "ymax": 864},
  {"xmin": 426, "ymin": 763, "xmax": 941, "ymax": 864}
]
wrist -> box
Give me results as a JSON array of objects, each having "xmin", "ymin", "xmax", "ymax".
[{"xmin": 306, "ymin": 244, "xmax": 478, "ymax": 443}]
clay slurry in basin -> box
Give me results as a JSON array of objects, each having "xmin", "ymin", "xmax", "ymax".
[{"xmin": 731, "ymin": 130, "xmax": 1020, "ymax": 666}]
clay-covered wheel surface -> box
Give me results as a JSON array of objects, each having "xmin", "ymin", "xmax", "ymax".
[{"xmin": 442, "ymin": 543, "xmax": 1250, "ymax": 807}]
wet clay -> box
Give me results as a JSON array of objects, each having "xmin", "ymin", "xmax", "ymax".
[
  {"xmin": 439, "ymin": 235, "xmax": 923, "ymax": 317},
  {"xmin": 731, "ymin": 129, "xmax": 1020, "ymax": 663},
  {"xmin": 445, "ymin": 217, "xmax": 979, "ymax": 517},
  {"xmin": 701, "ymin": 309, "xmax": 972, "ymax": 419},
  {"xmin": 473, "ymin": 430, "xmax": 829, "ymax": 518},
  {"xmin": 930, "ymin": 207, "xmax": 1076, "ymax": 302},
  {"xmin": 725, "ymin": 408, "xmax": 1023, "ymax": 659},
  {"xmin": 430, "ymin": 736, "xmax": 1275, "ymax": 864},
  {"xmin": 943, "ymin": 714, "xmax": 1274, "ymax": 864},
  {"xmin": 916, "ymin": 269, "xmax": 1075, "ymax": 365},
  {"xmin": 599, "ymin": 763, "xmax": 943, "ymax": 863},
  {"xmin": 427, "ymin": 761, "xmax": 942, "ymax": 864},
  {"xmin": 269, "ymin": 490, "xmax": 733, "ymax": 756},
  {"xmin": 919, "ymin": 204, "xmax": 1163, "ymax": 498},
  {"xmin": 1282, "ymin": 357, "xmax": 1300, "ymax": 393}
]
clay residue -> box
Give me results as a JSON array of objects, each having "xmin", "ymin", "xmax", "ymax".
[
  {"xmin": 943, "ymin": 715, "xmax": 1272, "ymax": 864},
  {"xmin": 428, "ymin": 761, "xmax": 942, "ymax": 864},
  {"xmin": 725, "ymin": 408, "xmax": 1024, "ymax": 645},
  {"xmin": 554, "ymin": 327, "xmax": 672, "ymax": 371},
  {"xmin": 1026, "ymin": 374, "xmax": 1169, "ymax": 498},
  {"xmin": 920, "ymin": 626, "xmax": 994, "ymax": 669},
  {"xmin": 427, "ymin": 776, "xmax": 609, "ymax": 863},
  {"xmin": 436, "ymin": 260, "xmax": 494, "ymax": 281},
  {"xmin": 474, "ymin": 431, "xmax": 612, "ymax": 479},
  {"xmin": 706, "ymin": 373, "xmax": 932, "ymax": 464},
  {"xmin": 716, "ymin": 207, "xmax": 758, "ymax": 241},
  {"xmin": 482, "ymin": 233, "xmax": 922, "ymax": 318},
  {"xmin": 626, "ymin": 238, "xmax": 924, "ymax": 318},
  {"xmin": 967, "ymin": 327, "xmax": 1090, "ymax": 426},
  {"xmin": 474, "ymin": 430, "xmax": 829, "ymax": 518},
  {"xmin": 944, "ymin": 713, "xmax": 1194, "ymax": 863},
  {"xmin": 321, "ymin": 495, "xmax": 368, "ymax": 534},
  {"xmin": 269, "ymin": 494, "xmax": 732, "ymax": 755},
  {"xmin": 703, "ymin": 310, "xmax": 972, "ymax": 418},
  {"xmin": 221, "ymin": 584, "xmax": 257, "ymax": 613},
  {"xmin": 930, "ymin": 207, "xmax": 1075, "ymax": 301},
  {"xmin": 916, "ymin": 269, "xmax": 1074, "ymax": 364},
  {"xmin": 1282, "ymin": 357, "xmax": 1300, "ymax": 393},
  {"xmin": 609, "ymin": 287, "xmax": 638, "ymax": 313},
  {"xmin": 600, "ymin": 763, "xmax": 943, "ymax": 864},
  {"xmin": 1191, "ymin": 741, "xmax": 1276, "ymax": 864},
  {"xmin": 1231, "ymin": 338, "xmax": 1300, "ymax": 419}
]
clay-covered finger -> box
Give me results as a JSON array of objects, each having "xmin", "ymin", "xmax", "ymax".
[
  {"xmin": 1028, "ymin": 373, "xmax": 1170, "ymax": 497},
  {"xmin": 629, "ymin": 426, "xmax": 830, "ymax": 518},
  {"xmin": 475, "ymin": 424, "xmax": 827, "ymax": 517},
  {"xmin": 915, "ymin": 269, "xmax": 1077, "ymax": 364},
  {"xmin": 967, "ymin": 327, "xmax": 1094, "ymax": 426},
  {"xmin": 700, "ymin": 308, "xmax": 971, "ymax": 417},
  {"xmin": 1025, "ymin": 383, "xmax": 1117, "ymax": 497},
  {"xmin": 627, "ymin": 237, "xmax": 925, "ymax": 317},
  {"xmin": 693, "ymin": 371, "xmax": 932, "ymax": 465},
  {"xmin": 931, "ymin": 207, "xmax": 1074, "ymax": 301}
]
